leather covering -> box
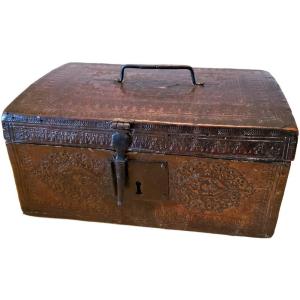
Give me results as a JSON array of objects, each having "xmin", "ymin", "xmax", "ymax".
[{"xmin": 2, "ymin": 63, "xmax": 298, "ymax": 161}]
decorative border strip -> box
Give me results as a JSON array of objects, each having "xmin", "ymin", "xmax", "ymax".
[
  {"xmin": 2, "ymin": 112, "xmax": 296, "ymax": 137},
  {"xmin": 2, "ymin": 113, "xmax": 297, "ymax": 161}
]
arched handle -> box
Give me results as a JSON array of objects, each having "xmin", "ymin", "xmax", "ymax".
[{"xmin": 117, "ymin": 64, "xmax": 204, "ymax": 86}]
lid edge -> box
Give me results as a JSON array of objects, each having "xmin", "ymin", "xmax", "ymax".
[{"xmin": 2, "ymin": 112, "xmax": 297, "ymax": 162}]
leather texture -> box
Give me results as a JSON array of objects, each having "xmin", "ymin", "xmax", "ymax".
[{"xmin": 2, "ymin": 63, "xmax": 298, "ymax": 237}]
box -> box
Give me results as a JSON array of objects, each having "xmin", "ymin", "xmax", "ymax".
[{"xmin": 2, "ymin": 63, "xmax": 298, "ymax": 237}]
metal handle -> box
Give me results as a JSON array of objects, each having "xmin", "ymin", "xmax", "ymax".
[{"xmin": 117, "ymin": 64, "xmax": 204, "ymax": 86}]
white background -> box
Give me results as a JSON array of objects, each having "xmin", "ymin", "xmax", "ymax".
[{"xmin": 0, "ymin": 1, "xmax": 299, "ymax": 299}]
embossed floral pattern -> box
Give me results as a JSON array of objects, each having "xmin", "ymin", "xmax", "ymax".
[
  {"xmin": 21, "ymin": 150, "xmax": 114, "ymax": 212},
  {"xmin": 170, "ymin": 161, "xmax": 253, "ymax": 212}
]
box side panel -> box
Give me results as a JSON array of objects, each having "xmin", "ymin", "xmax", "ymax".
[
  {"xmin": 6, "ymin": 143, "xmax": 29, "ymax": 212},
  {"xmin": 7, "ymin": 143, "xmax": 290, "ymax": 237},
  {"xmin": 262, "ymin": 163, "xmax": 290, "ymax": 236}
]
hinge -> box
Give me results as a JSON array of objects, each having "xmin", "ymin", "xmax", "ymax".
[{"xmin": 111, "ymin": 121, "xmax": 131, "ymax": 130}]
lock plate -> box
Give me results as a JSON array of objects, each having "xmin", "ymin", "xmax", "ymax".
[{"xmin": 123, "ymin": 160, "xmax": 169, "ymax": 202}]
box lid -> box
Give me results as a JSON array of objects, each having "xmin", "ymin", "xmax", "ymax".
[{"xmin": 2, "ymin": 63, "xmax": 298, "ymax": 161}]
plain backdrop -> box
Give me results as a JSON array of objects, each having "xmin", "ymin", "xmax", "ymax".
[{"xmin": 0, "ymin": 1, "xmax": 299, "ymax": 299}]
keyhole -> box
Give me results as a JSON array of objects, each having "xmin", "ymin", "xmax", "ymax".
[{"xmin": 136, "ymin": 181, "xmax": 142, "ymax": 194}]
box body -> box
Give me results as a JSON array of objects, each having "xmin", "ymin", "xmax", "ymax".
[{"xmin": 2, "ymin": 63, "xmax": 298, "ymax": 237}]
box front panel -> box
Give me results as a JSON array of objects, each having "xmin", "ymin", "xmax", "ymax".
[{"xmin": 7, "ymin": 143, "xmax": 290, "ymax": 237}]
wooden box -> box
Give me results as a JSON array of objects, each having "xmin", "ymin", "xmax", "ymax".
[{"xmin": 2, "ymin": 63, "xmax": 298, "ymax": 237}]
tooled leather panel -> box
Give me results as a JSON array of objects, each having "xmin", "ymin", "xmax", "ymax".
[{"xmin": 2, "ymin": 113, "xmax": 297, "ymax": 161}]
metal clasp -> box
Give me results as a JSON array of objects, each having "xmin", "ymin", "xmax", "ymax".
[{"xmin": 111, "ymin": 122, "xmax": 131, "ymax": 206}]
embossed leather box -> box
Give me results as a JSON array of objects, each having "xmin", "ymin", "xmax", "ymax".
[{"xmin": 2, "ymin": 63, "xmax": 298, "ymax": 237}]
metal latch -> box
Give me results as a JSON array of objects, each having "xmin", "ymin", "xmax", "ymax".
[
  {"xmin": 111, "ymin": 121, "xmax": 169, "ymax": 206},
  {"xmin": 111, "ymin": 122, "xmax": 131, "ymax": 206}
]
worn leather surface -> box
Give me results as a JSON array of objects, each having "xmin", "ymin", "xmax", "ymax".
[
  {"xmin": 8, "ymin": 143, "xmax": 290, "ymax": 237},
  {"xmin": 4, "ymin": 63, "xmax": 298, "ymax": 131},
  {"xmin": 3, "ymin": 63, "xmax": 297, "ymax": 236}
]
